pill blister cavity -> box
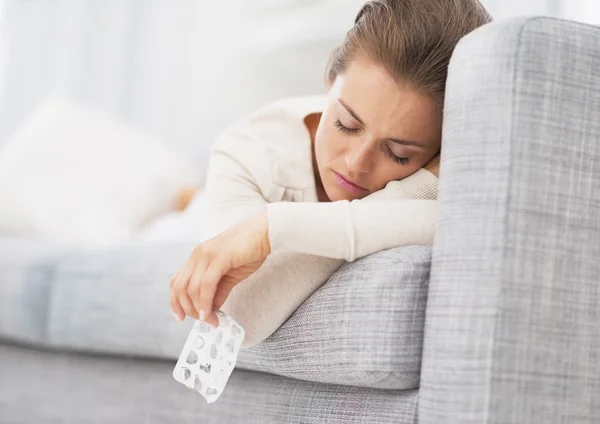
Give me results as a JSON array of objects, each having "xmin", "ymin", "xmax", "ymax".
[
  {"xmin": 199, "ymin": 362, "xmax": 212, "ymax": 373},
  {"xmin": 196, "ymin": 322, "xmax": 212, "ymax": 333},
  {"xmin": 225, "ymin": 338, "xmax": 235, "ymax": 353},
  {"xmin": 186, "ymin": 350, "xmax": 198, "ymax": 365},
  {"xmin": 193, "ymin": 336, "xmax": 205, "ymax": 350}
]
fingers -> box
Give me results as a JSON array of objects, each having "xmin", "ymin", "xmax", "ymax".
[
  {"xmin": 170, "ymin": 289, "xmax": 185, "ymax": 322},
  {"xmin": 170, "ymin": 239, "xmax": 239, "ymax": 326},
  {"xmin": 172, "ymin": 259, "xmax": 198, "ymax": 320},
  {"xmin": 204, "ymin": 312, "xmax": 220, "ymax": 328},
  {"xmin": 196, "ymin": 263, "xmax": 223, "ymax": 323},
  {"xmin": 169, "ymin": 271, "xmax": 179, "ymax": 288},
  {"xmin": 169, "ymin": 271, "xmax": 185, "ymax": 321},
  {"xmin": 171, "ymin": 251, "xmax": 226, "ymax": 326},
  {"xmin": 187, "ymin": 260, "xmax": 208, "ymax": 319}
]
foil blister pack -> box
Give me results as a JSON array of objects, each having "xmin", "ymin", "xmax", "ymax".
[{"xmin": 172, "ymin": 310, "xmax": 245, "ymax": 403}]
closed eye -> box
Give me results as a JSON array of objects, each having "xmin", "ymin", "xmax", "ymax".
[
  {"xmin": 383, "ymin": 144, "xmax": 409, "ymax": 165},
  {"xmin": 334, "ymin": 119, "xmax": 360, "ymax": 135},
  {"xmin": 335, "ymin": 118, "xmax": 409, "ymax": 165}
]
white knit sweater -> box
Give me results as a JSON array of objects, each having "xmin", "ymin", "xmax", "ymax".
[{"xmin": 201, "ymin": 96, "xmax": 438, "ymax": 346}]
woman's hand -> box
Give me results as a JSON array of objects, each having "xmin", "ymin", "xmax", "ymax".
[{"xmin": 170, "ymin": 209, "xmax": 270, "ymax": 326}]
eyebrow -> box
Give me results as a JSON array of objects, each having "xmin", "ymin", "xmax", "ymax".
[
  {"xmin": 337, "ymin": 98, "xmax": 426, "ymax": 150},
  {"xmin": 338, "ymin": 98, "xmax": 365, "ymax": 125}
]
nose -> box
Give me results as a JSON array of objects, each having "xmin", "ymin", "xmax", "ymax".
[{"xmin": 345, "ymin": 142, "xmax": 373, "ymax": 175}]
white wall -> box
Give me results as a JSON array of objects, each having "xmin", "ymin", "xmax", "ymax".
[
  {"xmin": 0, "ymin": 0, "xmax": 366, "ymax": 173},
  {"xmin": 481, "ymin": 0, "xmax": 600, "ymax": 22},
  {"xmin": 0, "ymin": 0, "xmax": 6, "ymax": 106},
  {"xmin": 481, "ymin": 0, "xmax": 557, "ymax": 19},
  {"xmin": 559, "ymin": 0, "xmax": 600, "ymax": 24}
]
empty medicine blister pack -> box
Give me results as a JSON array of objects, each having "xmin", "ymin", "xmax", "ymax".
[{"xmin": 172, "ymin": 310, "xmax": 245, "ymax": 403}]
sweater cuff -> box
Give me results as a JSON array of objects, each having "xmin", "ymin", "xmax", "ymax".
[{"xmin": 389, "ymin": 169, "xmax": 439, "ymax": 200}]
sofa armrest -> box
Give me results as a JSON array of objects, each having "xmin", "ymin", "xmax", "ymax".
[{"xmin": 420, "ymin": 17, "xmax": 600, "ymax": 424}]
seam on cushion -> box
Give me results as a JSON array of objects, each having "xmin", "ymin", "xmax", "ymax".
[
  {"xmin": 412, "ymin": 394, "xmax": 419, "ymax": 422},
  {"xmin": 487, "ymin": 16, "xmax": 533, "ymax": 424}
]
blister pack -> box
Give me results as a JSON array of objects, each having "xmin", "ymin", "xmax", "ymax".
[{"xmin": 172, "ymin": 310, "xmax": 245, "ymax": 403}]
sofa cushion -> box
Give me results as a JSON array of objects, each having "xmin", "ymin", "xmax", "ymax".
[
  {"xmin": 0, "ymin": 238, "xmax": 195, "ymax": 352},
  {"xmin": 237, "ymin": 246, "xmax": 431, "ymax": 390},
  {"xmin": 0, "ymin": 240, "xmax": 430, "ymax": 390},
  {"xmin": 0, "ymin": 238, "xmax": 65, "ymax": 345}
]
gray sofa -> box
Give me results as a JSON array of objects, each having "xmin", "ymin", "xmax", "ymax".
[{"xmin": 2, "ymin": 17, "xmax": 600, "ymax": 423}]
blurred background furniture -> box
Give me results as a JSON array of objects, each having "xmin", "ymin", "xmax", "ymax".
[{"xmin": 1, "ymin": 16, "xmax": 599, "ymax": 423}]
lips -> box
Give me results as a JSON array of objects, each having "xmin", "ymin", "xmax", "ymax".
[{"xmin": 333, "ymin": 171, "xmax": 367, "ymax": 196}]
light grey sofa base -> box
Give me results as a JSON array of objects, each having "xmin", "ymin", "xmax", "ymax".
[{"xmin": 0, "ymin": 342, "xmax": 417, "ymax": 424}]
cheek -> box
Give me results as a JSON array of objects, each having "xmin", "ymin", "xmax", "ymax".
[{"xmin": 316, "ymin": 125, "xmax": 346, "ymax": 164}]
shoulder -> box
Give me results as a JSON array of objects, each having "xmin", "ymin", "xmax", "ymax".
[
  {"xmin": 214, "ymin": 95, "xmax": 326, "ymax": 153},
  {"xmin": 209, "ymin": 96, "xmax": 326, "ymax": 191}
]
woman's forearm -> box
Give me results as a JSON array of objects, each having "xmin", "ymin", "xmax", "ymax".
[
  {"xmin": 221, "ymin": 251, "xmax": 343, "ymax": 347},
  {"xmin": 267, "ymin": 169, "xmax": 438, "ymax": 261}
]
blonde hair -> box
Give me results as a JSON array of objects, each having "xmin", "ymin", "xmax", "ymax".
[{"xmin": 326, "ymin": 0, "xmax": 492, "ymax": 107}]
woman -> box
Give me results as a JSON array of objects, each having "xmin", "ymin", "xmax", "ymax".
[{"xmin": 170, "ymin": 0, "xmax": 492, "ymax": 346}]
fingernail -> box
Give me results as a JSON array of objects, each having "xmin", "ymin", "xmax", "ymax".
[
  {"xmin": 173, "ymin": 312, "xmax": 183, "ymax": 322},
  {"xmin": 199, "ymin": 309, "xmax": 206, "ymax": 321}
]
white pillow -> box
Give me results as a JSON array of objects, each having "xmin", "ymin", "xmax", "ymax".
[{"xmin": 0, "ymin": 96, "xmax": 201, "ymax": 247}]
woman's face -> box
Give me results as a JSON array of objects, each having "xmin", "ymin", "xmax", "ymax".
[{"xmin": 314, "ymin": 57, "xmax": 442, "ymax": 202}]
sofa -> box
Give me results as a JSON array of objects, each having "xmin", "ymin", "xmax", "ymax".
[{"xmin": 1, "ymin": 17, "xmax": 600, "ymax": 424}]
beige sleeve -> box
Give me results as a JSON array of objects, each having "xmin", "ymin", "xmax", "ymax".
[
  {"xmin": 267, "ymin": 169, "xmax": 438, "ymax": 261},
  {"xmin": 202, "ymin": 138, "xmax": 437, "ymax": 347},
  {"xmin": 200, "ymin": 135, "xmax": 270, "ymax": 242}
]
